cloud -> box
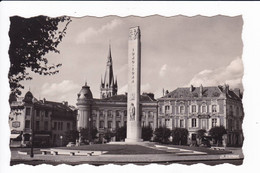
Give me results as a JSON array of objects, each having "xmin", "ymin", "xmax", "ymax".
[
  {"xmin": 159, "ymin": 64, "xmax": 167, "ymax": 77},
  {"xmin": 187, "ymin": 57, "xmax": 244, "ymax": 89},
  {"xmin": 75, "ymin": 19, "xmax": 122, "ymax": 44},
  {"xmin": 41, "ymin": 80, "xmax": 80, "ymax": 98}
]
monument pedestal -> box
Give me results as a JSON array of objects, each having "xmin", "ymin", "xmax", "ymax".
[{"xmin": 125, "ymin": 138, "xmax": 143, "ymax": 143}]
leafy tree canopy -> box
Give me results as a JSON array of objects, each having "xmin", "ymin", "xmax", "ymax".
[
  {"xmin": 209, "ymin": 126, "xmax": 227, "ymax": 145},
  {"xmin": 197, "ymin": 129, "xmax": 207, "ymax": 139},
  {"xmin": 154, "ymin": 126, "xmax": 171, "ymax": 143},
  {"xmin": 8, "ymin": 15, "xmax": 71, "ymax": 96},
  {"xmin": 142, "ymin": 126, "xmax": 153, "ymax": 141},
  {"xmin": 172, "ymin": 128, "xmax": 188, "ymax": 145}
]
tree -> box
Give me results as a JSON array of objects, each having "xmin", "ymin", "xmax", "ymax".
[
  {"xmin": 64, "ymin": 130, "xmax": 79, "ymax": 144},
  {"xmin": 209, "ymin": 126, "xmax": 227, "ymax": 146},
  {"xmin": 172, "ymin": 128, "xmax": 188, "ymax": 145},
  {"xmin": 79, "ymin": 127, "xmax": 98, "ymax": 144},
  {"xmin": 142, "ymin": 126, "xmax": 153, "ymax": 141},
  {"xmin": 154, "ymin": 126, "xmax": 171, "ymax": 143},
  {"xmin": 8, "ymin": 15, "xmax": 71, "ymax": 96},
  {"xmin": 115, "ymin": 126, "xmax": 126, "ymax": 141},
  {"xmin": 197, "ymin": 129, "xmax": 207, "ymax": 145},
  {"xmin": 103, "ymin": 129, "xmax": 115, "ymax": 142}
]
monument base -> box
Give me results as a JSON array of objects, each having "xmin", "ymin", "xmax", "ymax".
[{"xmin": 124, "ymin": 138, "xmax": 143, "ymax": 143}]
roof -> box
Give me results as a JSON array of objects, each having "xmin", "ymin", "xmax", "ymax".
[
  {"xmin": 160, "ymin": 85, "xmax": 241, "ymax": 101},
  {"xmin": 97, "ymin": 94, "xmax": 157, "ymax": 102}
]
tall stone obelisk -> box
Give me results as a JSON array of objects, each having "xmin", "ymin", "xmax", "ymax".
[{"xmin": 125, "ymin": 26, "xmax": 143, "ymax": 142}]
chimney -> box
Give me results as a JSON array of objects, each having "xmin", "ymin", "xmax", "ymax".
[
  {"xmin": 190, "ymin": 85, "xmax": 194, "ymax": 92},
  {"xmin": 63, "ymin": 101, "xmax": 68, "ymax": 106},
  {"xmin": 43, "ymin": 98, "xmax": 46, "ymax": 104},
  {"xmin": 163, "ymin": 88, "xmax": 165, "ymax": 96},
  {"xmin": 233, "ymin": 88, "xmax": 242, "ymax": 98},
  {"xmin": 200, "ymin": 84, "xmax": 203, "ymax": 97},
  {"xmin": 165, "ymin": 90, "xmax": 169, "ymax": 95}
]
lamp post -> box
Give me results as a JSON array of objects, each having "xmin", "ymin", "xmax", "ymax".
[
  {"xmin": 60, "ymin": 135, "xmax": 63, "ymax": 147},
  {"xmin": 88, "ymin": 117, "xmax": 92, "ymax": 144},
  {"xmin": 30, "ymin": 100, "xmax": 35, "ymax": 158}
]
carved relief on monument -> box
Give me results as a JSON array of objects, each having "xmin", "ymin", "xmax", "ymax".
[{"xmin": 129, "ymin": 103, "xmax": 135, "ymax": 121}]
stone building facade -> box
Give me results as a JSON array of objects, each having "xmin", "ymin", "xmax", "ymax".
[
  {"xmin": 157, "ymin": 84, "xmax": 244, "ymax": 146},
  {"xmin": 76, "ymin": 83, "xmax": 157, "ymax": 141},
  {"xmin": 9, "ymin": 91, "xmax": 77, "ymax": 147}
]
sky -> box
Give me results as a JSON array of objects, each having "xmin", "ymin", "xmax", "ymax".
[{"xmin": 19, "ymin": 15, "xmax": 243, "ymax": 106}]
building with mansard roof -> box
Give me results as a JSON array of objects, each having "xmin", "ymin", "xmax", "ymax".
[{"xmin": 157, "ymin": 84, "xmax": 244, "ymax": 146}]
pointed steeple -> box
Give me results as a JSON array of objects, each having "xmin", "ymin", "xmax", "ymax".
[
  {"xmin": 100, "ymin": 42, "xmax": 118, "ymax": 98},
  {"xmin": 104, "ymin": 42, "xmax": 114, "ymax": 87}
]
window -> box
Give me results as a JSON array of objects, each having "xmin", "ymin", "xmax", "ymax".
[
  {"xmin": 36, "ymin": 110, "xmax": 40, "ymax": 117},
  {"xmin": 149, "ymin": 122, "xmax": 153, "ymax": 129},
  {"xmin": 142, "ymin": 112, "xmax": 146, "ymax": 119},
  {"xmin": 202, "ymin": 105, "xmax": 206, "ymax": 113},
  {"xmin": 124, "ymin": 121, "xmax": 127, "ymax": 127},
  {"xmin": 99, "ymin": 120, "xmax": 104, "ymax": 128},
  {"xmin": 36, "ymin": 121, "xmax": 40, "ymax": 131},
  {"xmin": 25, "ymin": 107, "xmax": 31, "ymax": 116},
  {"xmin": 108, "ymin": 110, "xmax": 112, "ymax": 118},
  {"xmin": 149, "ymin": 112, "xmax": 154, "ymax": 118},
  {"xmin": 202, "ymin": 120, "xmax": 206, "ymax": 129},
  {"xmin": 92, "ymin": 120, "xmax": 96, "ymax": 128},
  {"xmin": 165, "ymin": 105, "xmax": 170, "ymax": 114},
  {"xmin": 236, "ymin": 120, "xmax": 240, "ymax": 130},
  {"xmin": 192, "ymin": 118, "xmax": 197, "ymax": 128},
  {"xmin": 124, "ymin": 110, "xmax": 127, "ymax": 117},
  {"xmin": 44, "ymin": 121, "xmax": 48, "ymax": 131},
  {"xmin": 60, "ymin": 122, "xmax": 63, "ymax": 130},
  {"xmin": 236, "ymin": 107, "xmax": 239, "ymax": 116},
  {"xmin": 212, "ymin": 105, "xmax": 217, "ymax": 113},
  {"xmin": 142, "ymin": 121, "xmax": 145, "ymax": 127},
  {"xmin": 116, "ymin": 111, "xmax": 120, "ymax": 118},
  {"xmin": 180, "ymin": 105, "xmax": 185, "ymax": 114},
  {"xmin": 108, "ymin": 121, "xmax": 112, "ymax": 128},
  {"xmin": 99, "ymin": 110, "xmax": 103, "ymax": 117},
  {"xmin": 116, "ymin": 121, "xmax": 121, "ymax": 128},
  {"xmin": 212, "ymin": 118, "xmax": 217, "ymax": 127},
  {"xmin": 228, "ymin": 119, "xmax": 233, "ymax": 131},
  {"xmin": 54, "ymin": 122, "xmax": 57, "ymax": 130},
  {"xmin": 45, "ymin": 110, "xmax": 48, "ymax": 118},
  {"xmin": 180, "ymin": 119, "xmax": 184, "ymax": 128},
  {"xmin": 166, "ymin": 119, "xmax": 170, "ymax": 128},
  {"xmin": 58, "ymin": 122, "xmax": 61, "ymax": 130},
  {"xmin": 192, "ymin": 105, "xmax": 196, "ymax": 113},
  {"xmin": 230, "ymin": 105, "xmax": 233, "ymax": 116},
  {"xmin": 25, "ymin": 120, "xmax": 30, "ymax": 128},
  {"xmin": 67, "ymin": 122, "xmax": 70, "ymax": 130},
  {"xmin": 92, "ymin": 110, "xmax": 96, "ymax": 117}
]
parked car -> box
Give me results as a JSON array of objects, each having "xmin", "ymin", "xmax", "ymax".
[{"xmin": 66, "ymin": 142, "xmax": 76, "ymax": 147}]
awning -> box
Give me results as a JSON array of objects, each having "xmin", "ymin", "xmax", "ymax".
[{"xmin": 10, "ymin": 134, "xmax": 20, "ymax": 139}]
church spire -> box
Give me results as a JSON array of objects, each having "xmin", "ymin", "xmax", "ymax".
[{"xmin": 100, "ymin": 42, "xmax": 117, "ymax": 99}]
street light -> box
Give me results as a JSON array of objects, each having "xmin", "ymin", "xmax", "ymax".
[{"xmin": 60, "ymin": 135, "xmax": 63, "ymax": 147}]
